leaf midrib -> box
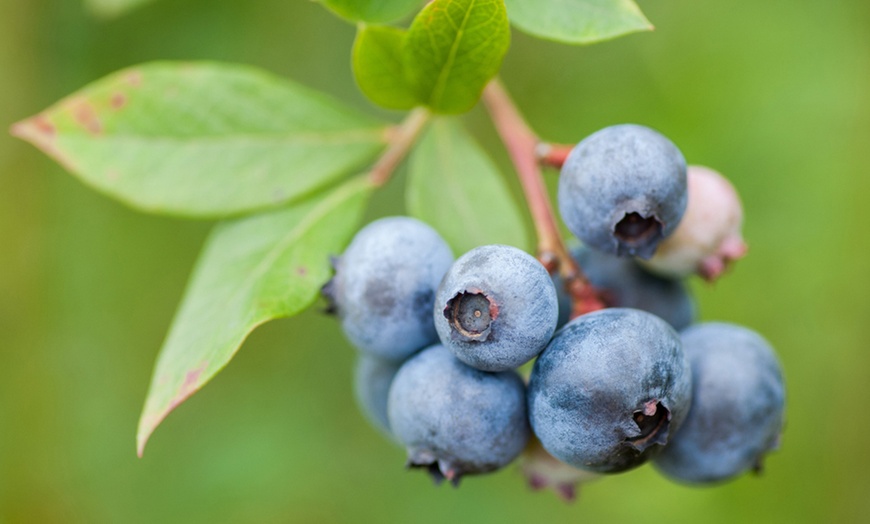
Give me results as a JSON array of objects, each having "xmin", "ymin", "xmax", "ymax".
[
  {"xmin": 184, "ymin": 177, "xmax": 368, "ymax": 340},
  {"xmin": 428, "ymin": 0, "xmax": 477, "ymax": 108},
  {"xmin": 54, "ymin": 128, "xmax": 388, "ymax": 145}
]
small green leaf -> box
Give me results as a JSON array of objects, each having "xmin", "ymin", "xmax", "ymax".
[
  {"xmin": 136, "ymin": 177, "xmax": 373, "ymax": 456},
  {"xmin": 407, "ymin": 118, "xmax": 529, "ymax": 254},
  {"xmin": 505, "ymin": 0, "xmax": 652, "ymax": 45},
  {"xmin": 11, "ymin": 62, "xmax": 387, "ymax": 218},
  {"xmin": 403, "ymin": 0, "xmax": 510, "ymax": 114},
  {"xmin": 353, "ymin": 25, "xmax": 418, "ymax": 111},
  {"xmin": 320, "ymin": 0, "xmax": 423, "ymax": 23},
  {"xmin": 85, "ymin": 0, "xmax": 155, "ymax": 18}
]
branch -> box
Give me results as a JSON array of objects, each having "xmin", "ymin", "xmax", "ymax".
[
  {"xmin": 369, "ymin": 107, "xmax": 431, "ymax": 187},
  {"xmin": 482, "ymin": 80, "xmax": 604, "ymax": 316}
]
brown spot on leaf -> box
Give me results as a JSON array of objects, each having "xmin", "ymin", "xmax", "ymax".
[
  {"xmin": 106, "ymin": 170, "xmax": 120, "ymax": 182},
  {"xmin": 74, "ymin": 103, "xmax": 102, "ymax": 135},
  {"xmin": 32, "ymin": 115, "xmax": 55, "ymax": 136},
  {"xmin": 126, "ymin": 71, "xmax": 143, "ymax": 87},
  {"xmin": 167, "ymin": 366, "xmax": 207, "ymax": 412},
  {"xmin": 296, "ymin": 266, "xmax": 307, "ymax": 276},
  {"xmin": 111, "ymin": 93, "xmax": 127, "ymax": 110}
]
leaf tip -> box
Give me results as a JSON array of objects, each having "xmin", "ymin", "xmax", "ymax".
[
  {"xmin": 136, "ymin": 364, "xmax": 209, "ymax": 458},
  {"xmin": 10, "ymin": 113, "xmax": 82, "ymax": 172},
  {"xmin": 136, "ymin": 406, "xmax": 165, "ymax": 457},
  {"xmin": 136, "ymin": 436, "xmax": 148, "ymax": 458},
  {"xmin": 10, "ymin": 114, "xmax": 55, "ymax": 144},
  {"xmin": 136, "ymin": 409, "xmax": 162, "ymax": 458}
]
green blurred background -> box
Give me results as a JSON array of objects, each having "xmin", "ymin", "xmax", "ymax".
[{"xmin": 1, "ymin": 0, "xmax": 867, "ymax": 522}]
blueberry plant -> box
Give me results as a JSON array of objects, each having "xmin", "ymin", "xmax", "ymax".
[{"xmin": 11, "ymin": 0, "xmax": 785, "ymax": 500}]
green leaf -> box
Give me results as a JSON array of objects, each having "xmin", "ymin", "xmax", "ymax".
[
  {"xmin": 11, "ymin": 62, "xmax": 388, "ymax": 218},
  {"xmin": 352, "ymin": 25, "xmax": 418, "ymax": 111},
  {"xmin": 136, "ymin": 177, "xmax": 373, "ymax": 456},
  {"xmin": 403, "ymin": 0, "xmax": 510, "ymax": 114},
  {"xmin": 505, "ymin": 0, "xmax": 652, "ymax": 45},
  {"xmin": 407, "ymin": 118, "xmax": 530, "ymax": 254},
  {"xmin": 85, "ymin": 0, "xmax": 155, "ymax": 18},
  {"xmin": 320, "ymin": 0, "xmax": 423, "ymax": 23}
]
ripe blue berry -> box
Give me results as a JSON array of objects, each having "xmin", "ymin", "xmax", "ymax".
[
  {"xmin": 572, "ymin": 246, "xmax": 695, "ymax": 331},
  {"xmin": 653, "ymin": 322, "xmax": 785, "ymax": 484},
  {"xmin": 528, "ymin": 308, "xmax": 692, "ymax": 473},
  {"xmin": 323, "ymin": 217, "xmax": 454, "ymax": 361},
  {"xmin": 353, "ymin": 354, "xmax": 403, "ymax": 438},
  {"xmin": 387, "ymin": 344, "xmax": 529, "ymax": 485},
  {"xmin": 434, "ymin": 244, "xmax": 558, "ymax": 372},
  {"xmin": 558, "ymin": 124, "xmax": 688, "ymax": 259}
]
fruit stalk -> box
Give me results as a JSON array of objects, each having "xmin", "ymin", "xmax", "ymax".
[
  {"xmin": 482, "ymin": 79, "xmax": 604, "ymax": 316},
  {"xmin": 536, "ymin": 143, "xmax": 575, "ymax": 169}
]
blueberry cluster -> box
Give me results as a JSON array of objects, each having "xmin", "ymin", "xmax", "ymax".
[{"xmin": 325, "ymin": 124, "xmax": 785, "ymax": 496}]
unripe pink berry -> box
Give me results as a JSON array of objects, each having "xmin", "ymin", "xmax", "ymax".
[
  {"xmin": 640, "ymin": 166, "xmax": 747, "ymax": 281},
  {"xmin": 520, "ymin": 438, "xmax": 601, "ymax": 502}
]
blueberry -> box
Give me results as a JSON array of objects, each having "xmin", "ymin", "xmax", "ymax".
[
  {"xmin": 640, "ymin": 165, "xmax": 747, "ymax": 281},
  {"xmin": 323, "ymin": 217, "xmax": 454, "ymax": 361},
  {"xmin": 353, "ymin": 354, "xmax": 403, "ymax": 438},
  {"xmin": 434, "ymin": 244, "xmax": 558, "ymax": 372},
  {"xmin": 653, "ymin": 322, "xmax": 785, "ymax": 484},
  {"xmin": 571, "ymin": 246, "xmax": 695, "ymax": 331},
  {"xmin": 528, "ymin": 308, "xmax": 692, "ymax": 473},
  {"xmin": 387, "ymin": 344, "xmax": 530, "ymax": 485},
  {"xmin": 558, "ymin": 124, "xmax": 688, "ymax": 259}
]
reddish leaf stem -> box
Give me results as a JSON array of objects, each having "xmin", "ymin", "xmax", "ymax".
[
  {"xmin": 482, "ymin": 79, "xmax": 604, "ymax": 317},
  {"xmin": 369, "ymin": 107, "xmax": 431, "ymax": 187}
]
